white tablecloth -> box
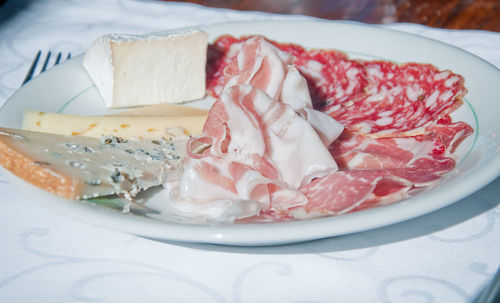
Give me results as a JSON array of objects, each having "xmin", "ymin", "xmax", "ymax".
[{"xmin": 0, "ymin": 0, "xmax": 499, "ymax": 302}]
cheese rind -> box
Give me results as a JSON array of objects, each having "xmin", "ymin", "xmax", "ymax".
[
  {"xmin": 115, "ymin": 103, "xmax": 210, "ymax": 117},
  {"xmin": 0, "ymin": 127, "xmax": 186, "ymax": 200},
  {"xmin": 83, "ymin": 30, "xmax": 208, "ymax": 108},
  {"xmin": 22, "ymin": 108, "xmax": 208, "ymax": 139}
]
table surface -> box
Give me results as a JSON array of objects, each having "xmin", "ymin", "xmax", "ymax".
[
  {"xmin": 164, "ymin": 0, "xmax": 500, "ymax": 32},
  {"xmin": 0, "ymin": 1, "xmax": 499, "ymax": 302}
]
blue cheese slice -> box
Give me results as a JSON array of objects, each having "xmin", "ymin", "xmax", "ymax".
[
  {"xmin": 83, "ymin": 30, "xmax": 208, "ymax": 108},
  {"xmin": 0, "ymin": 127, "xmax": 186, "ymax": 200}
]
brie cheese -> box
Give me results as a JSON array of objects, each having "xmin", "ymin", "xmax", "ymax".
[{"xmin": 83, "ymin": 30, "xmax": 208, "ymax": 108}]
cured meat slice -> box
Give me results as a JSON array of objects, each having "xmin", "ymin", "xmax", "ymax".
[
  {"xmin": 330, "ymin": 119, "xmax": 472, "ymax": 172},
  {"xmin": 292, "ymin": 170, "xmax": 411, "ymax": 218},
  {"xmin": 329, "ymin": 132, "xmax": 453, "ymax": 173},
  {"xmin": 430, "ymin": 117, "xmax": 474, "ymax": 154},
  {"xmin": 332, "ymin": 62, "xmax": 466, "ymax": 137},
  {"xmin": 178, "ymin": 85, "xmax": 331, "ymax": 216},
  {"xmin": 207, "ymin": 35, "xmax": 243, "ymax": 97},
  {"xmin": 222, "ymin": 36, "xmax": 293, "ymax": 100}
]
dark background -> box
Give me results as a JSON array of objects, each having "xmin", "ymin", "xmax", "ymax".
[
  {"xmin": 162, "ymin": 0, "xmax": 500, "ymax": 31},
  {"xmin": 0, "ymin": 0, "xmax": 498, "ymax": 31}
]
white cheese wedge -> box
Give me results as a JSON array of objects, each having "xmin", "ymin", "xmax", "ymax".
[
  {"xmin": 0, "ymin": 127, "xmax": 186, "ymax": 200},
  {"xmin": 22, "ymin": 107, "xmax": 208, "ymax": 139},
  {"xmin": 83, "ymin": 30, "xmax": 208, "ymax": 108}
]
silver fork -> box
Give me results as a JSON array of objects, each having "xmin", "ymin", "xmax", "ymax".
[{"xmin": 22, "ymin": 51, "xmax": 71, "ymax": 85}]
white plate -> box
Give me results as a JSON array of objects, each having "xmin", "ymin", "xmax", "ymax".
[{"xmin": 1, "ymin": 20, "xmax": 499, "ymax": 246}]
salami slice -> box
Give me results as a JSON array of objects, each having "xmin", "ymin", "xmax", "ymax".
[{"xmin": 333, "ymin": 62, "xmax": 466, "ymax": 137}]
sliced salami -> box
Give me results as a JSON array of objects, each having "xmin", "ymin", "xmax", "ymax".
[{"xmin": 332, "ymin": 62, "xmax": 466, "ymax": 137}]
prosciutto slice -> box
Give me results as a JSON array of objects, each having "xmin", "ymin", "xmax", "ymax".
[{"xmin": 216, "ymin": 35, "xmax": 344, "ymax": 147}]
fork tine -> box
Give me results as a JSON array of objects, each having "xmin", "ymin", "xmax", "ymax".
[
  {"xmin": 22, "ymin": 50, "xmax": 41, "ymax": 85},
  {"xmin": 22, "ymin": 51, "xmax": 72, "ymax": 86},
  {"xmin": 54, "ymin": 52, "xmax": 62, "ymax": 65},
  {"xmin": 40, "ymin": 51, "xmax": 51, "ymax": 73}
]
